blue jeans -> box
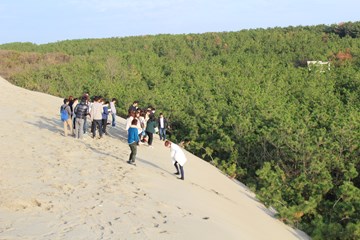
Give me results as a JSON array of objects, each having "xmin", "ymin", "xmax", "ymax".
[
  {"xmin": 159, "ymin": 128, "xmax": 166, "ymax": 140},
  {"xmin": 111, "ymin": 113, "xmax": 116, "ymax": 127}
]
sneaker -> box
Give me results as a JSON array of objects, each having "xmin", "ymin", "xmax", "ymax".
[
  {"xmin": 127, "ymin": 161, "xmax": 136, "ymax": 166},
  {"xmin": 174, "ymin": 172, "xmax": 180, "ymax": 175}
]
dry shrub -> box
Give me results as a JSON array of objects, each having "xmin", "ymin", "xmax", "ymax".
[
  {"xmin": 336, "ymin": 48, "xmax": 353, "ymax": 61},
  {"xmin": 0, "ymin": 50, "xmax": 71, "ymax": 79}
]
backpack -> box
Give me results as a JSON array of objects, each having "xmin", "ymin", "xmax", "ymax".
[{"xmin": 60, "ymin": 106, "xmax": 69, "ymax": 121}]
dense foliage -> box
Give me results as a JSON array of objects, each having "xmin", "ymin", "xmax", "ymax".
[{"xmin": 1, "ymin": 22, "xmax": 359, "ymax": 239}]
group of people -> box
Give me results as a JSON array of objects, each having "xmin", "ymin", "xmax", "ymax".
[
  {"xmin": 125, "ymin": 101, "xmax": 188, "ymax": 180},
  {"xmin": 59, "ymin": 94, "xmax": 117, "ymax": 139},
  {"xmin": 59, "ymin": 97, "xmax": 188, "ymax": 180},
  {"xmin": 125, "ymin": 101, "xmax": 169, "ymax": 147}
]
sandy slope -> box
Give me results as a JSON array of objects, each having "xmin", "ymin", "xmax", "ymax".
[{"xmin": 0, "ymin": 76, "xmax": 309, "ymax": 240}]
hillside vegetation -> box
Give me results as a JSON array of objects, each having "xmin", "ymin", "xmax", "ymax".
[{"xmin": 1, "ymin": 22, "xmax": 360, "ymax": 239}]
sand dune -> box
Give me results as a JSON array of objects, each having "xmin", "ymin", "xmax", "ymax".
[{"xmin": 0, "ymin": 76, "xmax": 309, "ymax": 240}]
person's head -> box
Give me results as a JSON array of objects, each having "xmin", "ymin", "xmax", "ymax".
[
  {"xmin": 164, "ymin": 140, "xmax": 171, "ymax": 148},
  {"xmin": 63, "ymin": 98, "xmax": 69, "ymax": 104},
  {"xmin": 112, "ymin": 98, "xmax": 117, "ymax": 102},
  {"xmin": 131, "ymin": 118, "xmax": 138, "ymax": 125},
  {"xmin": 149, "ymin": 114, "xmax": 155, "ymax": 121},
  {"xmin": 73, "ymin": 98, "xmax": 78, "ymax": 104},
  {"xmin": 133, "ymin": 101, "xmax": 139, "ymax": 106},
  {"xmin": 68, "ymin": 96, "xmax": 73, "ymax": 101},
  {"xmin": 83, "ymin": 93, "xmax": 89, "ymax": 101},
  {"xmin": 81, "ymin": 96, "xmax": 87, "ymax": 103},
  {"xmin": 159, "ymin": 113, "xmax": 164, "ymax": 118}
]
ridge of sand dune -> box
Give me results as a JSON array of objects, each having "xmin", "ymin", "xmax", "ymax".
[{"xmin": 0, "ymin": 76, "xmax": 309, "ymax": 240}]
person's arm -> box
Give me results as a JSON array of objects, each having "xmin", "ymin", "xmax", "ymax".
[
  {"xmin": 135, "ymin": 130, "xmax": 140, "ymax": 142},
  {"xmin": 90, "ymin": 107, "xmax": 94, "ymax": 121},
  {"xmin": 66, "ymin": 106, "xmax": 72, "ymax": 116},
  {"xmin": 125, "ymin": 118, "xmax": 131, "ymax": 130}
]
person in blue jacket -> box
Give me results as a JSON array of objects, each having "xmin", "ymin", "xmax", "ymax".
[
  {"xmin": 128, "ymin": 118, "xmax": 140, "ymax": 165},
  {"xmin": 102, "ymin": 100, "xmax": 110, "ymax": 135}
]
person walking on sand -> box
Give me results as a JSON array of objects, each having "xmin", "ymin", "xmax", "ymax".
[
  {"xmin": 158, "ymin": 113, "xmax": 168, "ymax": 141},
  {"xmin": 128, "ymin": 118, "xmax": 140, "ymax": 165},
  {"xmin": 102, "ymin": 100, "xmax": 110, "ymax": 135},
  {"xmin": 82, "ymin": 93, "xmax": 90, "ymax": 134},
  {"xmin": 71, "ymin": 98, "xmax": 78, "ymax": 131},
  {"xmin": 164, "ymin": 140, "xmax": 187, "ymax": 180},
  {"xmin": 110, "ymin": 98, "xmax": 117, "ymax": 127},
  {"xmin": 125, "ymin": 110, "xmax": 136, "ymax": 131},
  {"xmin": 145, "ymin": 115, "xmax": 158, "ymax": 148},
  {"xmin": 128, "ymin": 100, "xmax": 139, "ymax": 112},
  {"xmin": 74, "ymin": 96, "xmax": 89, "ymax": 139},
  {"xmin": 90, "ymin": 96, "xmax": 104, "ymax": 139},
  {"xmin": 60, "ymin": 98, "xmax": 73, "ymax": 137}
]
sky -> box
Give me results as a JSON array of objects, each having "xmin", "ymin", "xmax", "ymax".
[{"xmin": 0, "ymin": 0, "xmax": 359, "ymax": 44}]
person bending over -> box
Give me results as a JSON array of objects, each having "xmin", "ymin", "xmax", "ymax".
[{"xmin": 165, "ymin": 140, "xmax": 187, "ymax": 180}]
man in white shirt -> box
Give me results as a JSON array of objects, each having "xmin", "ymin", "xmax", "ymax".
[
  {"xmin": 158, "ymin": 113, "xmax": 168, "ymax": 141},
  {"xmin": 165, "ymin": 140, "xmax": 187, "ymax": 180},
  {"xmin": 90, "ymin": 96, "xmax": 104, "ymax": 139}
]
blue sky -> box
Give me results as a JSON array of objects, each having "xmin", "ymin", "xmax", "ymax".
[{"xmin": 0, "ymin": 0, "xmax": 359, "ymax": 44}]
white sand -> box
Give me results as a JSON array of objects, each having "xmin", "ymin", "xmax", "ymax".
[{"xmin": 0, "ymin": 76, "xmax": 309, "ymax": 240}]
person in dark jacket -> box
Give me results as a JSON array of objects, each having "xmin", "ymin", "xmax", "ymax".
[
  {"xmin": 128, "ymin": 100, "xmax": 139, "ymax": 112},
  {"xmin": 102, "ymin": 100, "xmax": 110, "ymax": 135},
  {"xmin": 74, "ymin": 97, "xmax": 89, "ymax": 139},
  {"xmin": 145, "ymin": 115, "xmax": 158, "ymax": 147}
]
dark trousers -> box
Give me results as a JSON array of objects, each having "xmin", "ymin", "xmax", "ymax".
[
  {"xmin": 129, "ymin": 142, "xmax": 137, "ymax": 163},
  {"xmin": 91, "ymin": 119, "xmax": 103, "ymax": 138},
  {"xmin": 146, "ymin": 131, "xmax": 154, "ymax": 145},
  {"xmin": 174, "ymin": 162, "xmax": 184, "ymax": 179},
  {"xmin": 102, "ymin": 118, "xmax": 108, "ymax": 134}
]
